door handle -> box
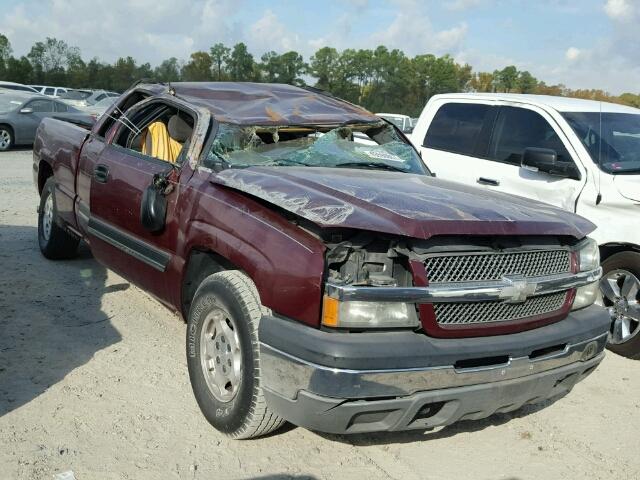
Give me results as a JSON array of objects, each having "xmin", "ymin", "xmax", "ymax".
[
  {"xmin": 477, "ymin": 177, "xmax": 500, "ymax": 186},
  {"xmin": 94, "ymin": 164, "xmax": 109, "ymax": 183}
]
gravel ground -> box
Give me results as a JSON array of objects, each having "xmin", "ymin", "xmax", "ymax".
[{"xmin": 1, "ymin": 149, "xmax": 639, "ymax": 480}]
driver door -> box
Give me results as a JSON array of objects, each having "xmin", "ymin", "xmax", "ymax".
[
  {"xmin": 15, "ymin": 98, "xmax": 55, "ymax": 143},
  {"xmin": 476, "ymin": 105, "xmax": 586, "ymax": 211},
  {"xmin": 86, "ymin": 100, "xmax": 196, "ymax": 304}
]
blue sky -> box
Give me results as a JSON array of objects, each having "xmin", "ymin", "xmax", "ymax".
[{"xmin": 1, "ymin": 0, "xmax": 638, "ymax": 93}]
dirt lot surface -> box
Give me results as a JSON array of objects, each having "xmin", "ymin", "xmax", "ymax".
[{"xmin": 1, "ymin": 149, "xmax": 639, "ymax": 480}]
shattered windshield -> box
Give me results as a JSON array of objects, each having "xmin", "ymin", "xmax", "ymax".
[{"xmin": 205, "ymin": 123, "xmax": 428, "ymax": 174}]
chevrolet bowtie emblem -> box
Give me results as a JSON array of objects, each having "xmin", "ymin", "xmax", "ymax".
[{"xmin": 500, "ymin": 275, "xmax": 538, "ymax": 303}]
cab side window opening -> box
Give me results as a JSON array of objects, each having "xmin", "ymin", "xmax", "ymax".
[
  {"xmin": 488, "ymin": 107, "xmax": 573, "ymax": 166},
  {"xmin": 27, "ymin": 99, "xmax": 54, "ymax": 112},
  {"xmin": 423, "ymin": 103, "xmax": 492, "ymax": 156},
  {"xmin": 98, "ymin": 91, "xmax": 150, "ymax": 138},
  {"xmin": 114, "ymin": 102, "xmax": 195, "ymax": 165},
  {"xmin": 54, "ymin": 102, "xmax": 68, "ymax": 113}
]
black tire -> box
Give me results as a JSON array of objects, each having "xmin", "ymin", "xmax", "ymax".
[
  {"xmin": 186, "ymin": 270, "xmax": 285, "ymax": 439},
  {"xmin": 0, "ymin": 125, "xmax": 13, "ymax": 151},
  {"xmin": 601, "ymin": 251, "xmax": 640, "ymax": 360},
  {"xmin": 38, "ymin": 177, "xmax": 80, "ymax": 259}
]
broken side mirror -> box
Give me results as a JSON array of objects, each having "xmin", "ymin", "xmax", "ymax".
[{"xmin": 140, "ymin": 179, "xmax": 168, "ymax": 233}]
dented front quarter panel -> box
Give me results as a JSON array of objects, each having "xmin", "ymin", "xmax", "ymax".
[
  {"xmin": 179, "ymin": 168, "xmax": 327, "ymax": 326},
  {"xmin": 211, "ymin": 166, "xmax": 596, "ymax": 240}
]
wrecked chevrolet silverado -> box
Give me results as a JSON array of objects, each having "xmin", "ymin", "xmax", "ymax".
[{"xmin": 33, "ymin": 82, "xmax": 610, "ymax": 438}]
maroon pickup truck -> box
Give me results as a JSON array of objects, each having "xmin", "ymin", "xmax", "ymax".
[{"xmin": 33, "ymin": 82, "xmax": 609, "ymax": 438}]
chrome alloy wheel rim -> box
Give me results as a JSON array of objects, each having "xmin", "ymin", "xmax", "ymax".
[
  {"xmin": 600, "ymin": 269, "xmax": 640, "ymax": 345},
  {"xmin": 42, "ymin": 193, "xmax": 54, "ymax": 241},
  {"xmin": 0, "ymin": 130, "xmax": 10, "ymax": 150},
  {"xmin": 200, "ymin": 307, "xmax": 242, "ymax": 402}
]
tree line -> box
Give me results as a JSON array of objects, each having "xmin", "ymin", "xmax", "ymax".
[{"xmin": 1, "ymin": 35, "xmax": 639, "ymax": 116}]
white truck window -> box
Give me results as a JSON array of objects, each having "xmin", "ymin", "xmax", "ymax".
[
  {"xmin": 489, "ymin": 106, "xmax": 573, "ymax": 166},
  {"xmin": 423, "ymin": 103, "xmax": 491, "ymax": 156}
]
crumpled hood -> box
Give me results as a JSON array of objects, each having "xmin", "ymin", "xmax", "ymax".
[
  {"xmin": 613, "ymin": 175, "xmax": 640, "ymax": 202},
  {"xmin": 212, "ymin": 167, "xmax": 594, "ymax": 240}
]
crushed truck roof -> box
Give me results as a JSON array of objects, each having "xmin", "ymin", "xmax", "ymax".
[{"xmin": 140, "ymin": 82, "xmax": 380, "ymax": 126}]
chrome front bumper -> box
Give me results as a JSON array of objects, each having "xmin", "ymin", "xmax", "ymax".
[
  {"xmin": 258, "ymin": 305, "xmax": 610, "ymax": 434},
  {"xmin": 261, "ymin": 332, "xmax": 607, "ymax": 400}
]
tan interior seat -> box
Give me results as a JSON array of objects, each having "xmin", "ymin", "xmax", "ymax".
[{"xmin": 141, "ymin": 115, "xmax": 192, "ymax": 163}]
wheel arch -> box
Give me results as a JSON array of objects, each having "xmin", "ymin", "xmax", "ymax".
[
  {"xmin": 37, "ymin": 160, "xmax": 54, "ymax": 196},
  {"xmin": 180, "ymin": 247, "xmax": 244, "ymax": 320},
  {"xmin": 599, "ymin": 242, "xmax": 640, "ymax": 262}
]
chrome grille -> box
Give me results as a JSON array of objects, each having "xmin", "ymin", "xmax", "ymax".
[
  {"xmin": 425, "ymin": 249, "xmax": 571, "ymax": 283},
  {"xmin": 434, "ymin": 291, "xmax": 568, "ymax": 325}
]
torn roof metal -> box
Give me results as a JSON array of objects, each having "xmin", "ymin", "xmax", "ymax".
[{"xmin": 140, "ymin": 82, "xmax": 379, "ymax": 126}]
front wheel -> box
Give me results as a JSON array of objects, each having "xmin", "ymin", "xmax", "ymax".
[
  {"xmin": 186, "ymin": 270, "xmax": 285, "ymax": 439},
  {"xmin": 600, "ymin": 251, "xmax": 640, "ymax": 359},
  {"xmin": 38, "ymin": 177, "xmax": 80, "ymax": 259},
  {"xmin": 0, "ymin": 126, "xmax": 13, "ymax": 151}
]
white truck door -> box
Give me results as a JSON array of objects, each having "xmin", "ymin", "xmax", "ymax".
[
  {"xmin": 416, "ymin": 101, "xmax": 496, "ymax": 187},
  {"xmin": 478, "ymin": 105, "xmax": 585, "ymax": 211}
]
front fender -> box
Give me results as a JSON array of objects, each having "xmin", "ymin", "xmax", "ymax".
[{"xmin": 180, "ymin": 186, "xmax": 326, "ymax": 327}]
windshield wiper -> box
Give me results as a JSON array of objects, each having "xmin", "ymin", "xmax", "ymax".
[{"xmin": 333, "ymin": 162, "xmax": 407, "ymax": 172}]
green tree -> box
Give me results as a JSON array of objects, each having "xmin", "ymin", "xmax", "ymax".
[
  {"xmin": 407, "ymin": 54, "xmax": 466, "ymax": 114},
  {"xmin": 259, "ymin": 51, "xmax": 280, "ymax": 83},
  {"xmin": 276, "ymin": 51, "xmax": 306, "ymax": 85},
  {"xmin": 0, "ymin": 34, "xmax": 12, "ymax": 77},
  {"xmin": 154, "ymin": 57, "xmax": 181, "ymax": 82},
  {"xmin": 27, "ymin": 37, "xmax": 79, "ymax": 85},
  {"xmin": 470, "ymin": 72, "xmax": 494, "ymax": 92},
  {"xmin": 493, "ymin": 65, "xmax": 518, "ymax": 92},
  {"xmin": 111, "ymin": 56, "xmax": 139, "ymax": 91},
  {"xmin": 516, "ymin": 70, "xmax": 537, "ymax": 93},
  {"xmin": 210, "ymin": 43, "xmax": 230, "ymax": 80},
  {"xmin": 85, "ymin": 58, "xmax": 111, "ymax": 90},
  {"xmin": 181, "ymin": 51, "xmax": 213, "ymax": 81},
  {"xmin": 226, "ymin": 43, "xmax": 257, "ymax": 81},
  {"xmin": 4, "ymin": 56, "xmax": 32, "ymax": 83},
  {"xmin": 308, "ymin": 47, "xmax": 340, "ymax": 90},
  {"xmin": 619, "ymin": 93, "xmax": 640, "ymax": 108}
]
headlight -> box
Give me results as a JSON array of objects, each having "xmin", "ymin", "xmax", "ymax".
[
  {"xmin": 572, "ymin": 238, "xmax": 600, "ymax": 310},
  {"xmin": 578, "ymin": 237, "xmax": 600, "ymax": 272},
  {"xmin": 322, "ymin": 295, "xmax": 419, "ymax": 329},
  {"xmin": 572, "ymin": 281, "xmax": 599, "ymax": 310}
]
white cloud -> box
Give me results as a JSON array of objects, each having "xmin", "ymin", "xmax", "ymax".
[
  {"xmin": 604, "ymin": 0, "xmax": 635, "ymax": 20},
  {"xmin": 565, "ymin": 47, "xmax": 582, "ymax": 61},
  {"xmin": 0, "ymin": 0, "xmax": 239, "ymax": 65},
  {"xmin": 247, "ymin": 10, "xmax": 300, "ymax": 53},
  {"xmin": 370, "ymin": 6, "xmax": 468, "ymax": 56},
  {"xmin": 445, "ymin": 0, "xmax": 483, "ymax": 11},
  {"xmin": 308, "ymin": 14, "xmax": 353, "ymax": 52}
]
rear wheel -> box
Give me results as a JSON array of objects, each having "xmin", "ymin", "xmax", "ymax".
[
  {"xmin": 0, "ymin": 126, "xmax": 13, "ymax": 151},
  {"xmin": 38, "ymin": 177, "xmax": 80, "ymax": 259},
  {"xmin": 186, "ymin": 270, "xmax": 285, "ymax": 439},
  {"xmin": 600, "ymin": 251, "xmax": 640, "ymax": 359}
]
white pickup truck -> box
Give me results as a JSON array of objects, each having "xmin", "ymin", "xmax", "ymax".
[{"xmin": 410, "ymin": 93, "xmax": 640, "ymax": 359}]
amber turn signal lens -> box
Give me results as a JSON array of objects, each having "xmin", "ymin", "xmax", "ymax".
[{"xmin": 322, "ymin": 295, "xmax": 340, "ymax": 327}]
